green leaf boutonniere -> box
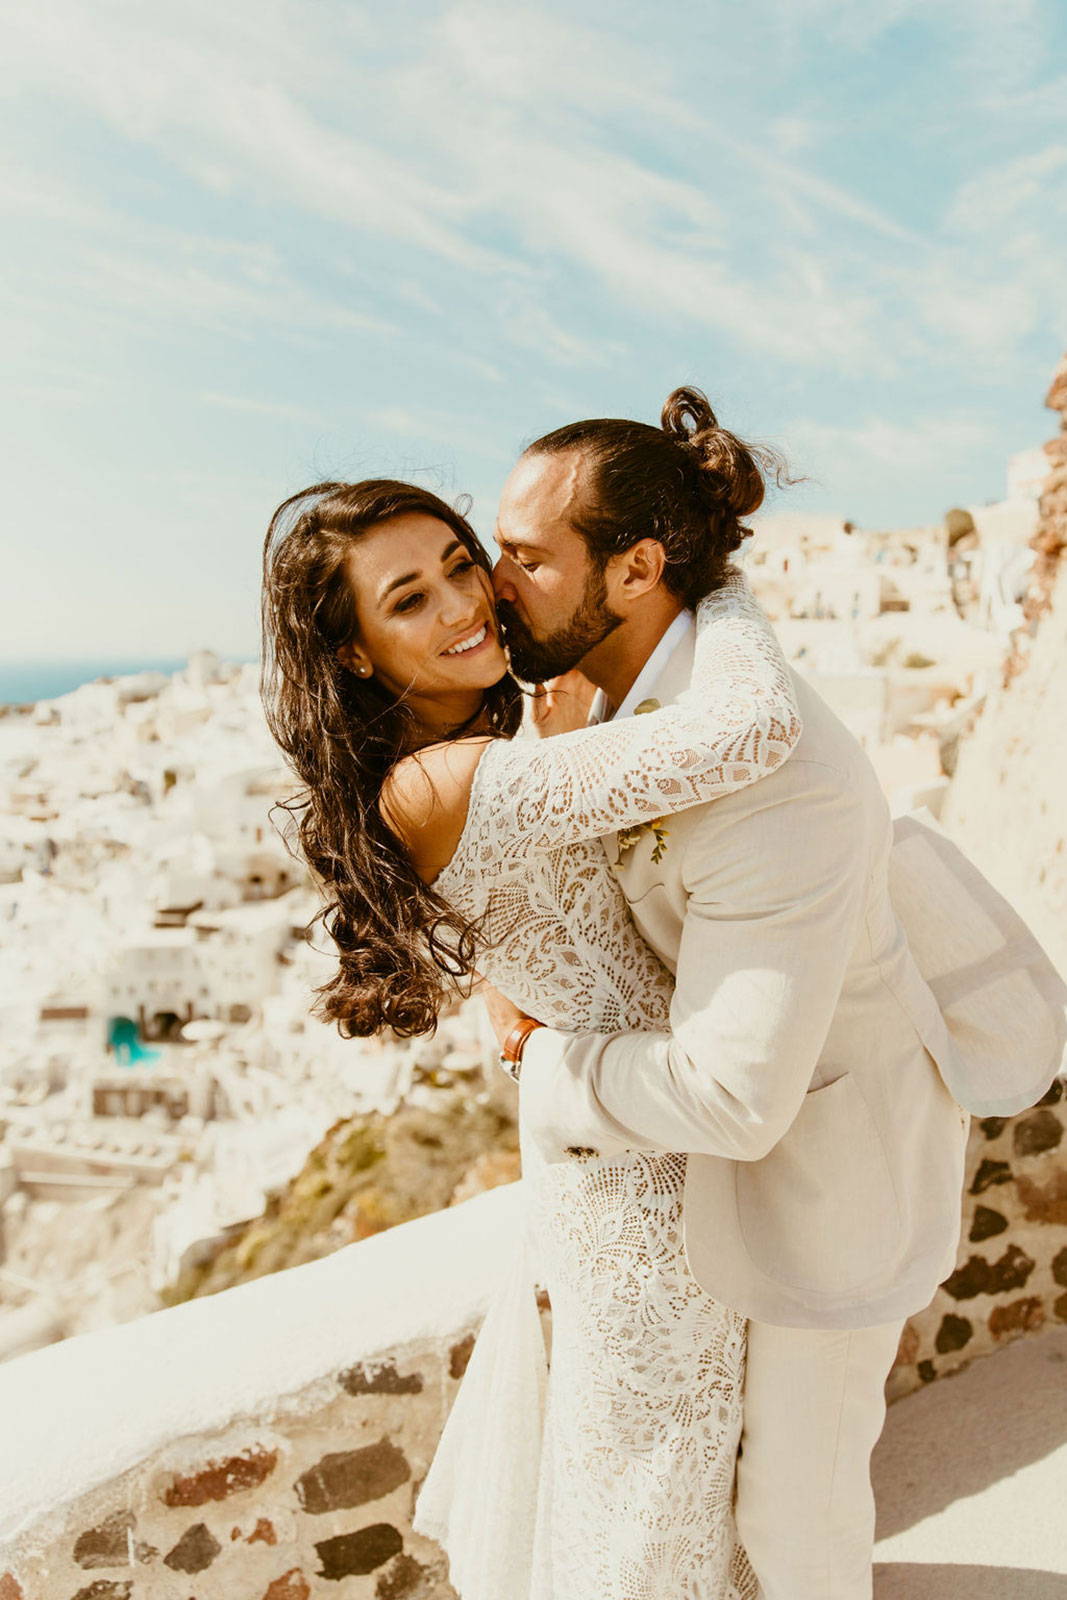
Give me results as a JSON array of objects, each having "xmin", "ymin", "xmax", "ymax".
[
  {"xmin": 613, "ymin": 695, "xmax": 669, "ymax": 864},
  {"xmin": 615, "ymin": 818, "xmax": 670, "ymax": 864}
]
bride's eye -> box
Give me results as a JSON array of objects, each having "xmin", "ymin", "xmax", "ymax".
[
  {"xmin": 450, "ymin": 559, "xmax": 476, "ymax": 577},
  {"xmin": 395, "ymin": 592, "xmax": 424, "ymax": 613}
]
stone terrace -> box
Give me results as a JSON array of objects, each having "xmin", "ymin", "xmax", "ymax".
[{"xmin": 0, "ymin": 1088, "xmax": 1065, "ymax": 1599}]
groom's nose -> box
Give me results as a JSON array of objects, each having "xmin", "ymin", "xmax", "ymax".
[{"xmin": 492, "ymin": 557, "xmax": 517, "ymax": 604}]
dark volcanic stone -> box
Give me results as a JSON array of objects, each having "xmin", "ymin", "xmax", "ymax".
[
  {"xmin": 943, "ymin": 1245, "xmax": 1035, "ymax": 1300},
  {"xmin": 970, "ymin": 1159, "xmax": 1012, "ymax": 1194},
  {"xmin": 295, "ymin": 1441, "xmax": 410, "ymax": 1514},
  {"xmin": 1054, "ymin": 1292, "xmax": 1067, "ymax": 1323},
  {"xmin": 978, "ymin": 1117, "xmax": 1008, "ymax": 1140},
  {"xmin": 1013, "ymin": 1109, "xmax": 1064, "ymax": 1159},
  {"xmin": 1015, "ymin": 1171, "xmax": 1067, "ymax": 1225},
  {"xmin": 917, "ymin": 1360, "xmax": 936, "ymax": 1384},
  {"xmin": 74, "ymin": 1511, "xmax": 135, "ymax": 1569},
  {"xmin": 935, "ymin": 1314, "xmax": 973, "ymax": 1354},
  {"xmin": 376, "ymin": 1553, "xmax": 447, "ymax": 1599},
  {"xmin": 449, "ymin": 1334, "xmax": 475, "ymax": 1379},
  {"xmin": 1053, "ymin": 1246, "xmax": 1067, "ymax": 1289},
  {"xmin": 339, "ymin": 1360, "xmax": 423, "ymax": 1396},
  {"xmin": 263, "ymin": 1571, "xmax": 311, "ymax": 1600},
  {"xmin": 162, "ymin": 1523, "xmax": 221, "ymax": 1575},
  {"xmin": 969, "ymin": 1205, "xmax": 1009, "ymax": 1242},
  {"xmin": 942, "ymin": 1256, "xmax": 991, "ymax": 1300},
  {"xmin": 162, "ymin": 1447, "xmax": 277, "ymax": 1507},
  {"xmin": 71, "ymin": 1586, "xmax": 132, "ymax": 1600},
  {"xmin": 316, "ymin": 1525, "xmax": 404, "ymax": 1580},
  {"xmin": 1037, "ymin": 1079, "xmax": 1064, "ymax": 1106},
  {"xmin": 988, "ymin": 1297, "xmax": 1045, "ymax": 1339},
  {"xmin": 990, "ymin": 1243, "xmax": 1036, "ymax": 1293}
]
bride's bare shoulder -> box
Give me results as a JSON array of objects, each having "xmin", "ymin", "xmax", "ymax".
[{"xmin": 379, "ymin": 736, "xmax": 496, "ymax": 880}]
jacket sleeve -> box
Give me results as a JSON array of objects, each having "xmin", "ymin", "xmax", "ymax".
[{"xmin": 518, "ymin": 755, "xmax": 876, "ymax": 1164}]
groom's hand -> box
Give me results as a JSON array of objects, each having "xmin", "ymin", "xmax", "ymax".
[{"xmin": 529, "ymin": 669, "xmax": 598, "ymax": 737}]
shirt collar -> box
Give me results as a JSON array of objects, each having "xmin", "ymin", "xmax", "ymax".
[{"xmin": 587, "ymin": 609, "xmax": 694, "ymax": 725}]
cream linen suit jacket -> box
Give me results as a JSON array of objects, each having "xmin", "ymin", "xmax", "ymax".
[{"xmin": 520, "ymin": 622, "xmax": 970, "ymax": 1330}]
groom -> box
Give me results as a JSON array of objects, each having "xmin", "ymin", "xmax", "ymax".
[{"xmin": 480, "ymin": 394, "xmax": 971, "ymax": 1600}]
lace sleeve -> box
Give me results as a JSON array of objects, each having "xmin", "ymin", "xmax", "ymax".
[{"xmin": 445, "ymin": 567, "xmax": 800, "ymax": 880}]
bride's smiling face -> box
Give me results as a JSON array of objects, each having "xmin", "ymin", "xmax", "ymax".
[{"xmin": 337, "ymin": 513, "xmax": 508, "ymax": 705}]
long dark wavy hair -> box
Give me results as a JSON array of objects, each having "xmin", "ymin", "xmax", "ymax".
[{"xmin": 260, "ymin": 480, "xmax": 522, "ymax": 1040}]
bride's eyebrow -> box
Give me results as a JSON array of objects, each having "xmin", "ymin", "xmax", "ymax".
[{"xmin": 377, "ymin": 540, "xmax": 464, "ymax": 605}]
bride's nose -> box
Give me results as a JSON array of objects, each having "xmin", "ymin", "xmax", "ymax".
[{"xmin": 439, "ymin": 589, "xmax": 478, "ymax": 628}]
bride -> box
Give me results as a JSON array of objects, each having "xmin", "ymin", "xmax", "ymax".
[{"xmin": 259, "ymin": 392, "xmax": 801, "ymax": 1599}]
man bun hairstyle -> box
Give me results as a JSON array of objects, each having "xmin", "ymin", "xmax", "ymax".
[
  {"xmin": 526, "ymin": 385, "xmax": 791, "ymax": 607},
  {"xmin": 660, "ymin": 385, "xmax": 769, "ymax": 523}
]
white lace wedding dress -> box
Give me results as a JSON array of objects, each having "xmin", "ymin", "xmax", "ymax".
[{"xmin": 412, "ymin": 571, "xmax": 800, "ymax": 1600}]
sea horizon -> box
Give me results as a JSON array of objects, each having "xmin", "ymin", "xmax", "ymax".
[{"xmin": 0, "ymin": 654, "xmax": 257, "ymax": 708}]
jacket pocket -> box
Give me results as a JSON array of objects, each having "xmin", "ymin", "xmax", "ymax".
[{"xmin": 735, "ymin": 1072, "xmax": 903, "ymax": 1297}]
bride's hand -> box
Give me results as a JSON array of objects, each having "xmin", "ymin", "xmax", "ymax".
[
  {"xmin": 529, "ymin": 669, "xmax": 598, "ymax": 737},
  {"xmin": 472, "ymin": 974, "xmax": 540, "ymax": 1050}
]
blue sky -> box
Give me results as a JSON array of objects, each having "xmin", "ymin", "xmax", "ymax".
[{"xmin": 4, "ymin": 0, "xmax": 1066, "ymax": 658}]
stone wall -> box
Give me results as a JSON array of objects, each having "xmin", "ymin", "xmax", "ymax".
[
  {"xmin": 4, "ymin": 1088, "xmax": 1066, "ymax": 1597},
  {"xmin": 886, "ymin": 346, "xmax": 1067, "ymax": 1393},
  {"xmin": 0, "ymin": 1181, "xmax": 525, "ymax": 1600},
  {"xmin": 2, "ymin": 1348, "xmax": 470, "ymax": 1600},
  {"xmin": 888, "ymin": 1079, "xmax": 1067, "ymax": 1401}
]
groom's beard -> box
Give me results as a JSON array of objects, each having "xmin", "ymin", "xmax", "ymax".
[{"xmin": 497, "ymin": 565, "xmax": 623, "ymax": 684}]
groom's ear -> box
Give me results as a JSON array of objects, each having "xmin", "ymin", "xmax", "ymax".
[{"xmin": 610, "ymin": 538, "xmax": 667, "ymax": 603}]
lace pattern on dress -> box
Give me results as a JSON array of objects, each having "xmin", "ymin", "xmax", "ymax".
[{"xmin": 419, "ymin": 570, "xmax": 788, "ymax": 1600}]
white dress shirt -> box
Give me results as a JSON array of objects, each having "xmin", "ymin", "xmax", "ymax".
[{"xmin": 587, "ymin": 608, "xmax": 694, "ymax": 726}]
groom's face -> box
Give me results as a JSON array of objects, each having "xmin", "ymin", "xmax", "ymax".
[{"xmin": 492, "ymin": 452, "xmax": 622, "ymax": 683}]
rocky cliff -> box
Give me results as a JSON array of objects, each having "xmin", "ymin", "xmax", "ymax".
[{"xmin": 943, "ymin": 350, "xmax": 1067, "ymax": 978}]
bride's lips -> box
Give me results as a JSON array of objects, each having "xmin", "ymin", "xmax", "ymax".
[{"xmin": 439, "ymin": 620, "xmax": 497, "ymax": 659}]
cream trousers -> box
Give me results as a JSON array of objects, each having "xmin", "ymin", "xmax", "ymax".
[{"xmin": 736, "ymin": 1318, "xmax": 904, "ymax": 1600}]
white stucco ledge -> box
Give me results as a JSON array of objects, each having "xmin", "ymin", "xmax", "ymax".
[{"xmin": 0, "ymin": 1176, "xmax": 523, "ymax": 1543}]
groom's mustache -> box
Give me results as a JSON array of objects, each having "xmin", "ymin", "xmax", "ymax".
[{"xmin": 494, "ymin": 598, "xmax": 531, "ymax": 643}]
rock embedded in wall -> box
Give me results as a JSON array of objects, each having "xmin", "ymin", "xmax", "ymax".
[
  {"xmin": 888, "ymin": 1081, "xmax": 1067, "ymax": 1399},
  {"xmin": 162, "ymin": 1447, "xmax": 279, "ymax": 1507},
  {"xmin": 162, "ymin": 1521, "xmax": 222, "ymax": 1573},
  {"xmin": 262, "ymin": 1572, "xmax": 310, "ymax": 1600},
  {"xmin": 294, "ymin": 1442, "xmax": 411, "ymax": 1515},
  {"xmin": 374, "ymin": 1551, "xmax": 453, "ymax": 1600},
  {"xmin": 314, "ymin": 1525, "xmax": 405, "ymax": 1580},
  {"xmin": 339, "ymin": 1360, "xmax": 424, "ymax": 1396}
]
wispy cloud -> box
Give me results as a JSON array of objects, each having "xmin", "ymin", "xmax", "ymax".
[
  {"xmin": 782, "ymin": 410, "xmax": 1008, "ymax": 517},
  {"xmin": 2, "ymin": 219, "xmax": 396, "ymax": 346},
  {"xmin": 201, "ymin": 393, "xmax": 335, "ymax": 426},
  {"xmin": 3, "ymin": 0, "xmax": 938, "ymax": 372},
  {"xmin": 2, "ymin": 0, "xmax": 1065, "ymax": 661}
]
